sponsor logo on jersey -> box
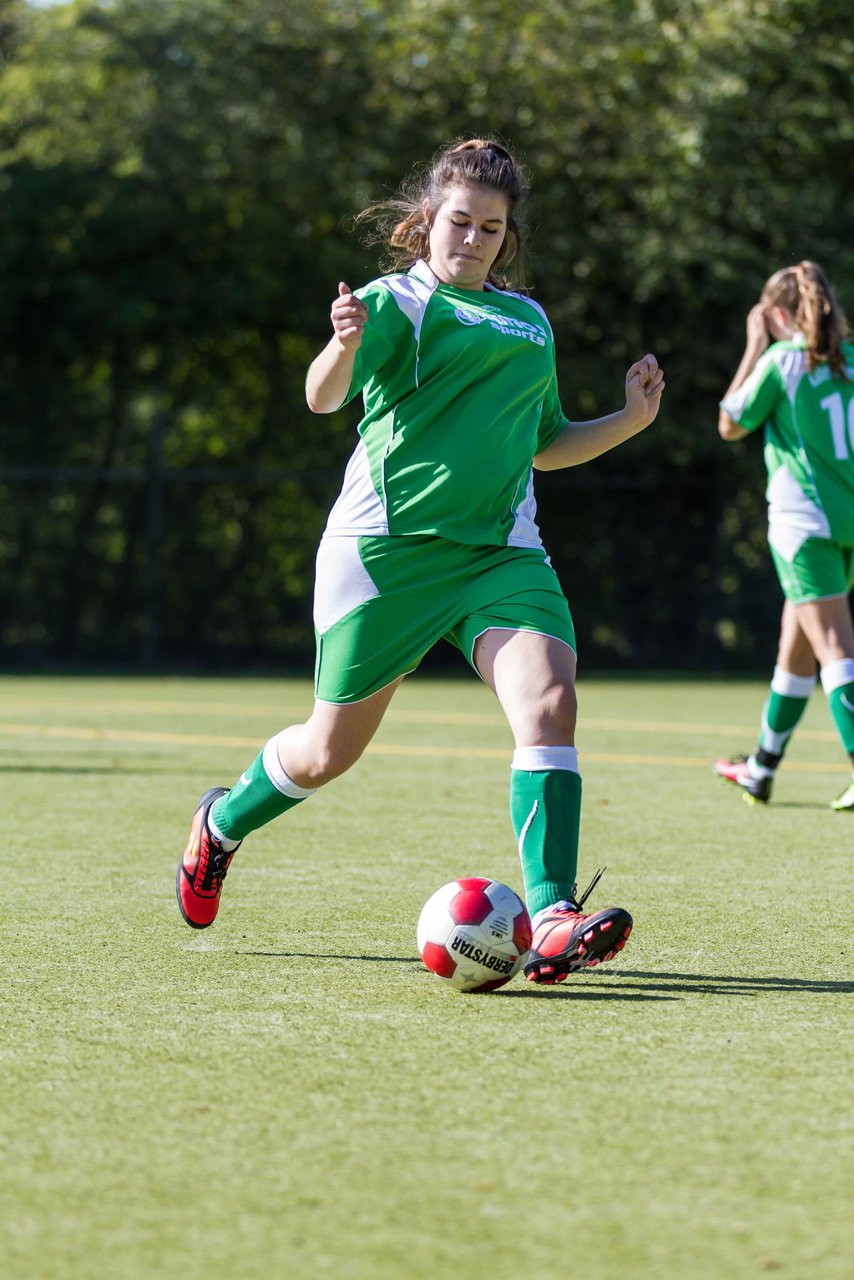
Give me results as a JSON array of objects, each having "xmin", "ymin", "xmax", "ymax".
[
  {"xmin": 453, "ymin": 302, "xmax": 547, "ymax": 347},
  {"xmin": 454, "ymin": 306, "xmax": 485, "ymax": 326},
  {"xmin": 808, "ymin": 365, "xmax": 832, "ymax": 388},
  {"xmin": 807, "ymin": 362, "xmax": 854, "ymax": 387}
]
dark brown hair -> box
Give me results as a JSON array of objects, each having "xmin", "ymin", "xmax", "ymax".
[
  {"xmin": 355, "ymin": 137, "xmax": 530, "ymax": 290},
  {"xmin": 761, "ymin": 260, "xmax": 850, "ymax": 380}
]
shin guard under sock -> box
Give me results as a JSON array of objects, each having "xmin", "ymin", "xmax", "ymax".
[
  {"xmin": 510, "ymin": 746, "xmax": 581, "ymax": 918},
  {"xmin": 821, "ymin": 659, "xmax": 854, "ymax": 757},
  {"xmin": 756, "ymin": 665, "xmax": 815, "ymax": 769}
]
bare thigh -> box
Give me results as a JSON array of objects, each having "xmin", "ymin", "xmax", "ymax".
[
  {"xmin": 473, "ymin": 628, "xmax": 577, "ymax": 746},
  {"xmin": 794, "ymin": 596, "xmax": 854, "ymax": 667},
  {"xmin": 777, "ymin": 599, "xmax": 817, "ymax": 676}
]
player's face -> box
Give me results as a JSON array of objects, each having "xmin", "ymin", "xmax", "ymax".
[{"xmin": 425, "ymin": 183, "xmax": 509, "ymax": 291}]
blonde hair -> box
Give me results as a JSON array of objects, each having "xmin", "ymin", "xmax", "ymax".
[
  {"xmin": 761, "ymin": 261, "xmax": 850, "ymax": 380},
  {"xmin": 355, "ymin": 137, "xmax": 530, "ymax": 290}
]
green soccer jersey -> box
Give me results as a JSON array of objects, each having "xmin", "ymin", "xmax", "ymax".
[
  {"xmin": 721, "ymin": 337, "xmax": 854, "ymax": 553},
  {"xmin": 324, "ymin": 258, "xmax": 569, "ymax": 547}
]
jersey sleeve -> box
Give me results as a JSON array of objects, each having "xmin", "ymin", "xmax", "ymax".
[
  {"xmin": 535, "ymin": 359, "xmax": 570, "ymax": 452},
  {"xmin": 720, "ymin": 350, "xmax": 786, "ymax": 433},
  {"xmin": 341, "ymin": 281, "xmax": 412, "ymax": 406}
]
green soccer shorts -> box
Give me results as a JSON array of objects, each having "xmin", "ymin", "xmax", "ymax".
[
  {"xmin": 770, "ymin": 535, "xmax": 854, "ymax": 606},
  {"xmin": 312, "ymin": 534, "xmax": 576, "ymax": 704}
]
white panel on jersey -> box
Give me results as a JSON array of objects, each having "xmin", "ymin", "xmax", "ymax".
[
  {"xmin": 507, "ymin": 467, "xmax": 545, "ymax": 549},
  {"xmin": 382, "ymin": 264, "xmax": 437, "ymax": 343},
  {"xmin": 767, "ymin": 464, "xmax": 831, "ymax": 562},
  {"xmin": 777, "ymin": 344, "xmax": 807, "ymax": 403},
  {"xmin": 324, "ymin": 437, "xmax": 389, "ymax": 536},
  {"xmin": 721, "ymin": 345, "xmax": 807, "ymax": 420},
  {"xmin": 313, "ymin": 534, "xmax": 380, "ymax": 635},
  {"xmin": 720, "ymin": 384, "xmax": 749, "ymax": 420}
]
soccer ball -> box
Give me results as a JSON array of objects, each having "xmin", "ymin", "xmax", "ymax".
[{"xmin": 417, "ymin": 877, "xmax": 532, "ymax": 993}]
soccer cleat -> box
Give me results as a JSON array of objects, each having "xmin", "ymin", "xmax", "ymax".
[
  {"xmin": 523, "ymin": 868, "xmax": 632, "ymax": 985},
  {"xmin": 830, "ymin": 779, "xmax": 854, "ymax": 812},
  {"xmin": 713, "ymin": 754, "xmax": 773, "ymax": 804},
  {"xmin": 176, "ymin": 787, "xmax": 240, "ymax": 928}
]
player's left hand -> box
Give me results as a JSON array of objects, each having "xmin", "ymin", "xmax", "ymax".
[{"xmin": 625, "ymin": 354, "xmax": 664, "ymax": 427}]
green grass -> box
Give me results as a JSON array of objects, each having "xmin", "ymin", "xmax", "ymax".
[{"xmin": 1, "ymin": 673, "xmax": 851, "ymax": 1280}]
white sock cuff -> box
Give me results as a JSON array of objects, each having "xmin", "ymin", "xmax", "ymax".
[
  {"xmin": 771, "ymin": 665, "xmax": 816, "ymax": 698},
  {"xmin": 511, "ymin": 745, "xmax": 579, "ymax": 773},
  {"xmin": 262, "ymin": 735, "xmax": 317, "ymax": 799},
  {"xmin": 820, "ymin": 659, "xmax": 854, "ymax": 695},
  {"xmin": 206, "ymin": 811, "xmax": 240, "ymax": 850}
]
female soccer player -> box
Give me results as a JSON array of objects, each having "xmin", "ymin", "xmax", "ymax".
[
  {"xmin": 176, "ymin": 137, "xmax": 665, "ymax": 982},
  {"xmin": 714, "ymin": 261, "xmax": 854, "ymax": 810}
]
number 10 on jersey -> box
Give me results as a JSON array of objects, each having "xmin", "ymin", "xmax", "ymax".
[{"xmin": 821, "ymin": 391, "xmax": 854, "ymax": 461}]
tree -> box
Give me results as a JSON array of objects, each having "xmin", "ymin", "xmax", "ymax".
[{"xmin": 0, "ymin": 0, "xmax": 850, "ymax": 667}]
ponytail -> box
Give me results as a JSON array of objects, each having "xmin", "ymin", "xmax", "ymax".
[{"xmin": 761, "ymin": 261, "xmax": 850, "ymax": 380}]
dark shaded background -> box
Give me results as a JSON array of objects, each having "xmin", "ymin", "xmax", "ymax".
[{"xmin": 1, "ymin": 0, "xmax": 851, "ymax": 671}]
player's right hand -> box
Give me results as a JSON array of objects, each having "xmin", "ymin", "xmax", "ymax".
[{"xmin": 331, "ymin": 281, "xmax": 368, "ymax": 349}]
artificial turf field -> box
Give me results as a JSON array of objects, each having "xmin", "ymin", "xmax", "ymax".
[{"xmin": 1, "ymin": 673, "xmax": 851, "ymax": 1280}]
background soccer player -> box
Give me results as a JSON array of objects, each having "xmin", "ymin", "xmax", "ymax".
[
  {"xmin": 176, "ymin": 136, "xmax": 664, "ymax": 982},
  {"xmin": 715, "ymin": 261, "xmax": 854, "ymax": 810}
]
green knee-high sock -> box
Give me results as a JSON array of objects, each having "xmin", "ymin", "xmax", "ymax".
[
  {"xmin": 510, "ymin": 746, "xmax": 581, "ymax": 918},
  {"xmin": 756, "ymin": 666, "xmax": 815, "ymax": 766},
  {"xmin": 211, "ymin": 735, "xmax": 315, "ymax": 841},
  {"xmin": 821, "ymin": 660, "xmax": 854, "ymax": 757}
]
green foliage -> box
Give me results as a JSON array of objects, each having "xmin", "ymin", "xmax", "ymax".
[{"xmin": 0, "ymin": 0, "xmax": 850, "ymax": 666}]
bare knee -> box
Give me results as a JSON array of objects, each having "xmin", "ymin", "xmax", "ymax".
[
  {"xmin": 777, "ymin": 605, "xmax": 816, "ymax": 676},
  {"xmin": 795, "ymin": 599, "xmax": 854, "ymax": 668},
  {"xmin": 276, "ymin": 721, "xmax": 369, "ymax": 788},
  {"xmin": 299, "ymin": 739, "xmax": 366, "ymax": 786},
  {"xmin": 519, "ymin": 681, "xmax": 577, "ymax": 744}
]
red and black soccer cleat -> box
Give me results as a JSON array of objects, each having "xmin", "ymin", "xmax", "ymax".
[
  {"xmin": 176, "ymin": 787, "xmax": 239, "ymax": 929},
  {"xmin": 523, "ymin": 868, "xmax": 632, "ymax": 985}
]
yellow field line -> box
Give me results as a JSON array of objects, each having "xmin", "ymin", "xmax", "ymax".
[
  {"xmin": 0, "ymin": 721, "xmax": 844, "ymax": 774},
  {"xmin": 581, "ymin": 717, "xmax": 837, "ymax": 742},
  {"xmin": 367, "ymin": 743, "xmax": 842, "ymax": 772},
  {"xmin": 0, "ymin": 702, "xmax": 839, "ymax": 741}
]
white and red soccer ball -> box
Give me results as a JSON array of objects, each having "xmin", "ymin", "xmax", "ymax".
[{"xmin": 417, "ymin": 877, "xmax": 532, "ymax": 993}]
